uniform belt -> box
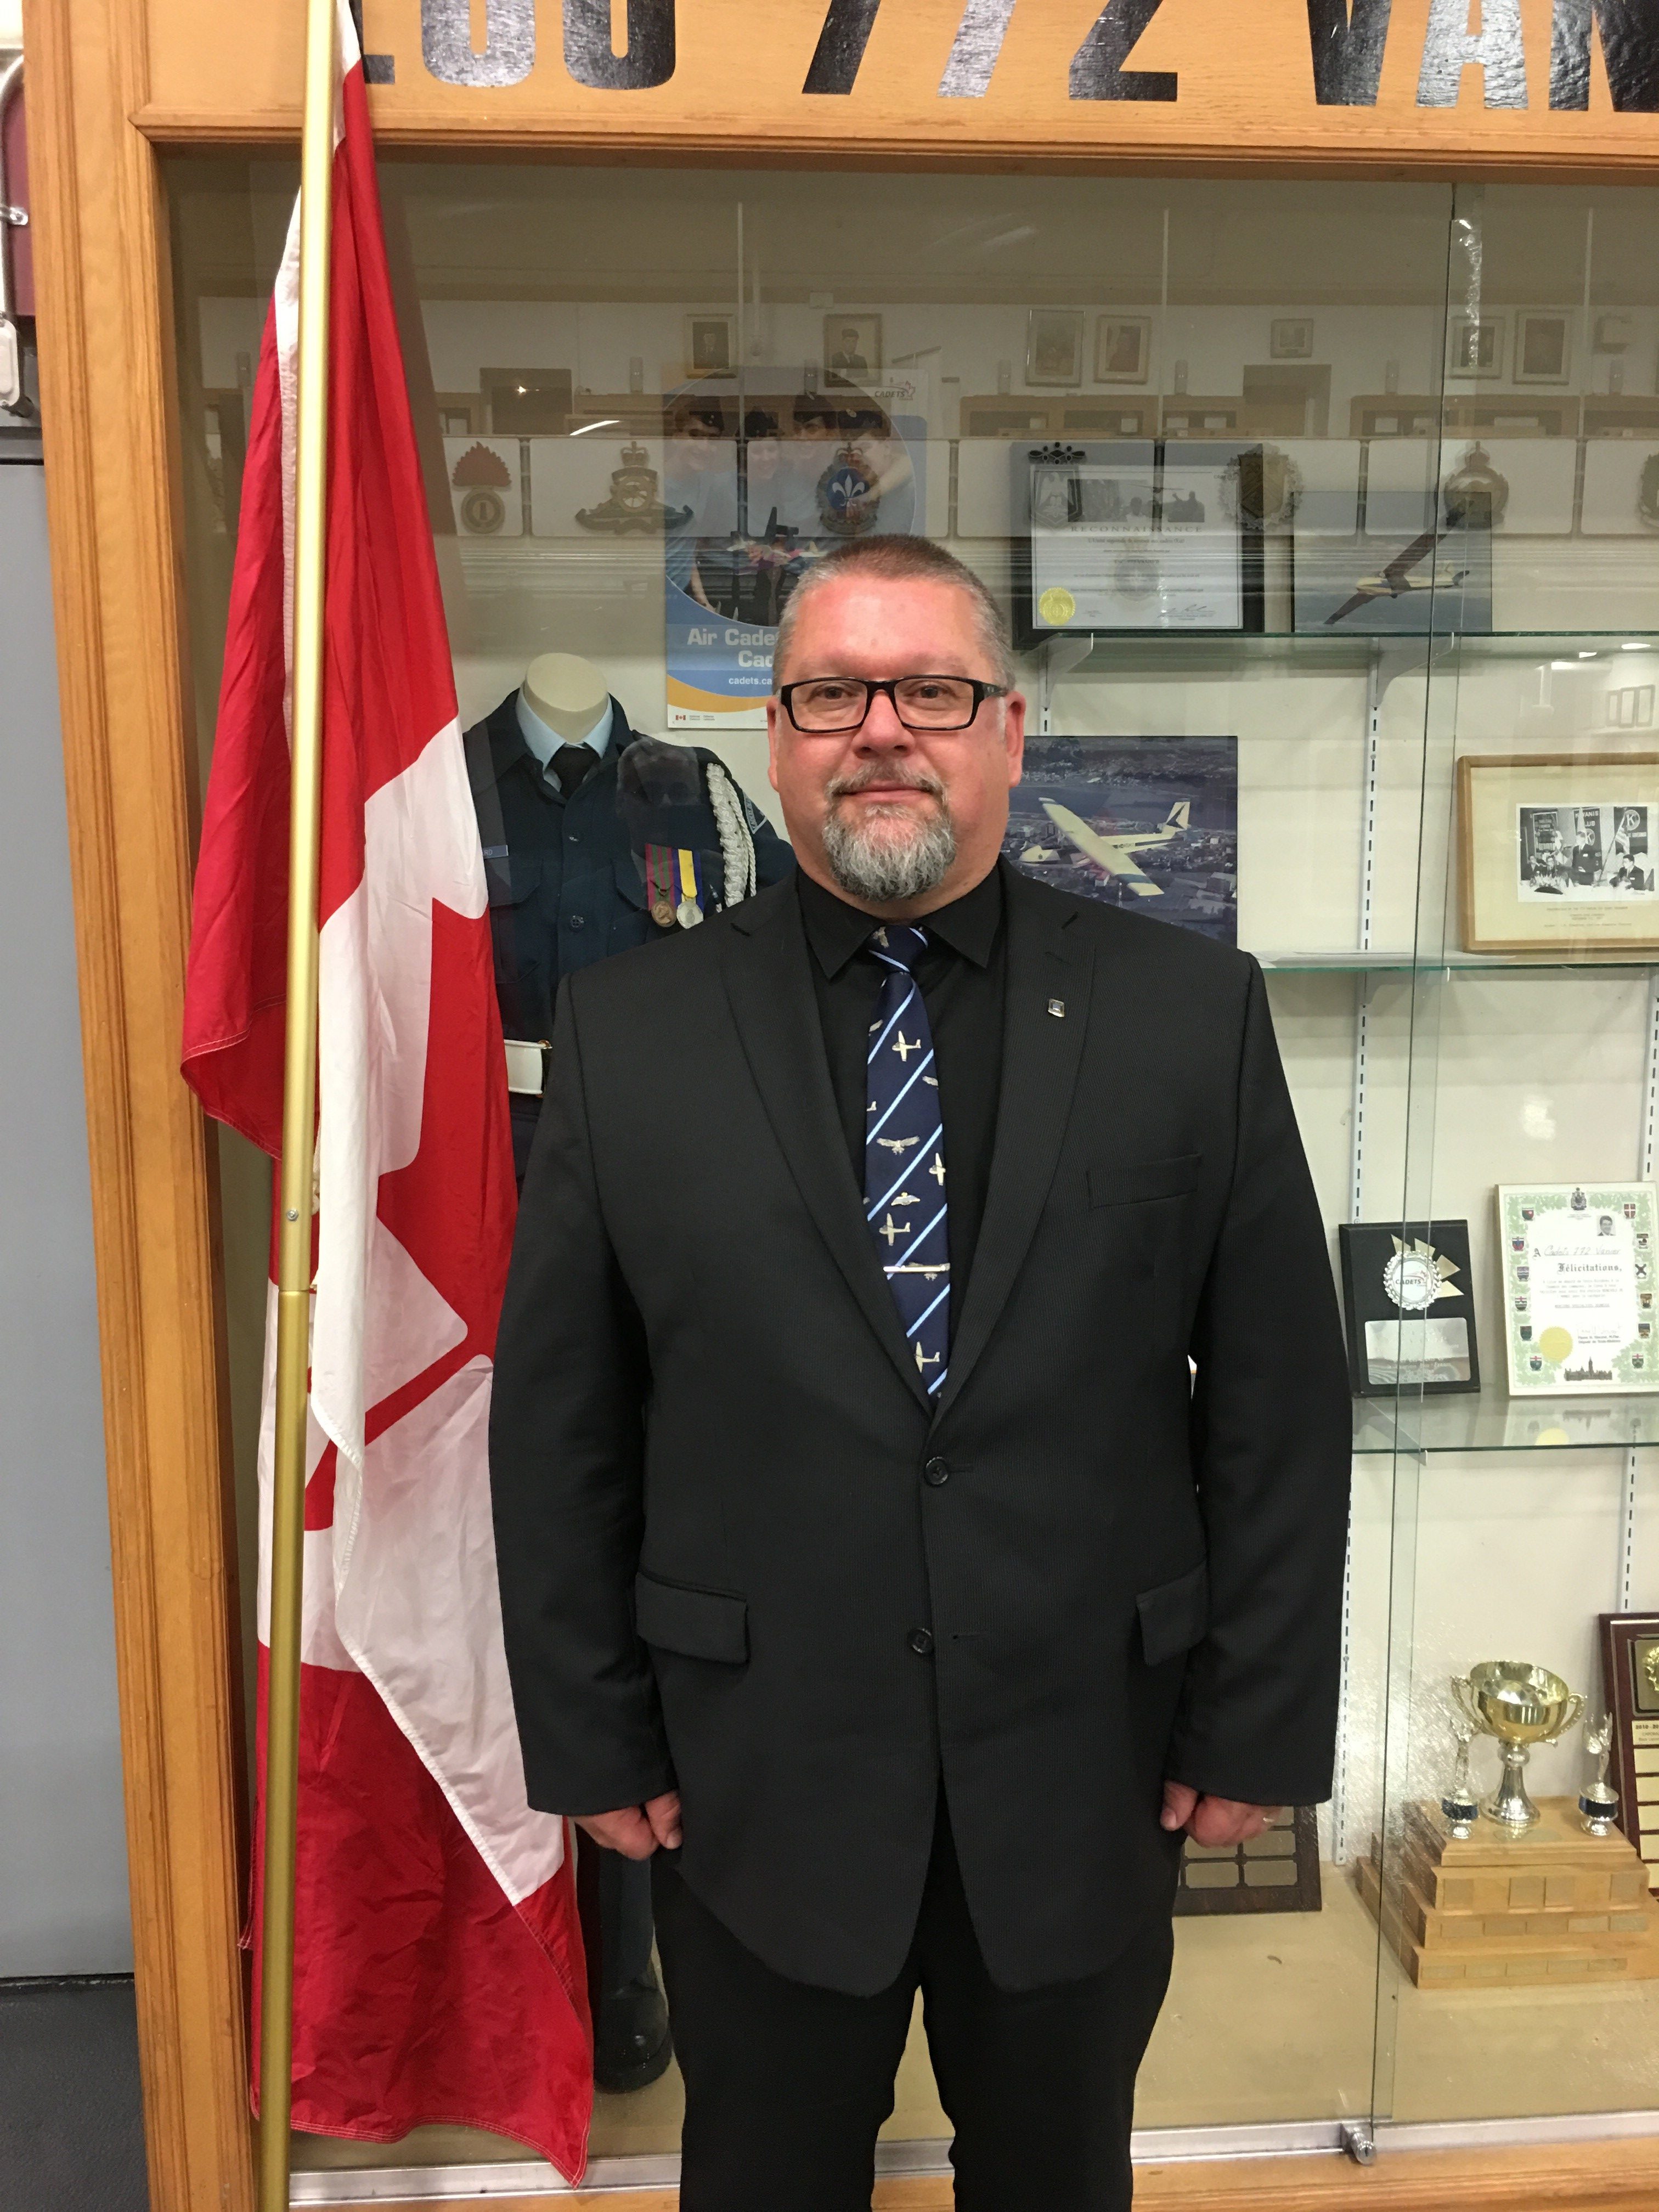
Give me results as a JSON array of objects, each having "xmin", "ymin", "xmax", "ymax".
[{"xmin": 504, "ymin": 1039, "xmax": 550, "ymax": 1098}]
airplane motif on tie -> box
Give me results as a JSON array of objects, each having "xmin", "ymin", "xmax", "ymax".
[{"xmin": 863, "ymin": 922, "xmax": 950, "ymax": 1397}]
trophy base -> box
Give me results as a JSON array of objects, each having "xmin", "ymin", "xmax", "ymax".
[{"xmin": 1358, "ymin": 1796, "xmax": 1659, "ymax": 1990}]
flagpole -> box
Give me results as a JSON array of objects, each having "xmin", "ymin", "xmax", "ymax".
[{"xmin": 259, "ymin": 0, "xmax": 336, "ymax": 2197}]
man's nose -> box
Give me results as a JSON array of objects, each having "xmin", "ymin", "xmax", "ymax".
[{"xmin": 856, "ymin": 690, "xmax": 912, "ymax": 748}]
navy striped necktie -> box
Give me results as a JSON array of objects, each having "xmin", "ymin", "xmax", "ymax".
[{"xmin": 864, "ymin": 924, "xmax": 949, "ymax": 1396}]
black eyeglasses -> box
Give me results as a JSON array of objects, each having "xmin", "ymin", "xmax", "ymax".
[{"xmin": 778, "ymin": 675, "xmax": 1009, "ymax": 733}]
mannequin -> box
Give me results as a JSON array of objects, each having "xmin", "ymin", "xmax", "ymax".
[{"xmin": 517, "ymin": 651, "xmax": 613, "ymax": 763}]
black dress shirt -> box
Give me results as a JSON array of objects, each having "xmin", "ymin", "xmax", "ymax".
[{"xmin": 797, "ymin": 862, "xmax": 1006, "ymax": 1322}]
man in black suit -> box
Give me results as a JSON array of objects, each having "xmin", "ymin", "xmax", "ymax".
[{"xmin": 491, "ymin": 536, "xmax": 1351, "ymax": 2209}]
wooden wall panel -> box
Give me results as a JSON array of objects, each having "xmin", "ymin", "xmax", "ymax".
[
  {"xmin": 21, "ymin": 0, "xmax": 252, "ymax": 2206},
  {"xmin": 135, "ymin": 0, "xmax": 1659, "ymax": 173}
]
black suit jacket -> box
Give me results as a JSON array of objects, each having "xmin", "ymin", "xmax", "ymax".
[{"xmin": 490, "ymin": 862, "xmax": 1351, "ymax": 1995}]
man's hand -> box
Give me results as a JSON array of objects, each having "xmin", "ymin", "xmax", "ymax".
[
  {"xmin": 1160, "ymin": 1781, "xmax": 1278, "ymax": 1847},
  {"xmin": 575, "ymin": 1791, "xmax": 682, "ymax": 1861}
]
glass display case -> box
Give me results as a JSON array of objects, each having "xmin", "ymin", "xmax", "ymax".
[{"xmin": 163, "ymin": 157, "xmax": 1659, "ymax": 2191}]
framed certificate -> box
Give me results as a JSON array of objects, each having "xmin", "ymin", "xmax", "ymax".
[
  {"xmin": 1458, "ymin": 752, "xmax": 1659, "ymax": 955},
  {"xmin": 1498, "ymin": 1183, "xmax": 1659, "ymax": 1395},
  {"xmin": 1015, "ymin": 438, "xmax": 1254, "ymax": 643},
  {"xmin": 1338, "ymin": 1221, "xmax": 1479, "ymax": 1397},
  {"xmin": 1599, "ymin": 1613, "xmax": 1659, "ymax": 1890}
]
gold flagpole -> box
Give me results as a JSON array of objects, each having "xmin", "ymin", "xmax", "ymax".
[{"xmin": 259, "ymin": 0, "xmax": 336, "ymax": 2198}]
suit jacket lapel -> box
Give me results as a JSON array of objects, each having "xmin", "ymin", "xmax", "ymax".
[
  {"xmin": 934, "ymin": 868, "xmax": 1091, "ymax": 1423},
  {"xmin": 721, "ymin": 885, "xmax": 932, "ymax": 1411}
]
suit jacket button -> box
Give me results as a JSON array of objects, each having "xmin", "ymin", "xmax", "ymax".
[
  {"xmin": 923, "ymin": 1457, "xmax": 950, "ymax": 1487},
  {"xmin": 908, "ymin": 1627, "xmax": 934, "ymax": 1657}
]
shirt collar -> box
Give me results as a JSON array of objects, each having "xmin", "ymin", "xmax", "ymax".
[{"xmin": 797, "ymin": 860, "xmax": 1004, "ymax": 979}]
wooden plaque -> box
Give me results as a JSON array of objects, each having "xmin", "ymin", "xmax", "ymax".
[
  {"xmin": 1173, "ymin": 1803, "xmax": 1321, "ymax": 1916},
  {"xmin": 1600, "ymin": 1611, "xmax": 1659, "ymax": 1891}
]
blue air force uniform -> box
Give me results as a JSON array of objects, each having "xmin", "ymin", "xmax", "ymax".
[{"xmin": 463, "ymin": 690, "xmax": 794, "ymax": 1180}]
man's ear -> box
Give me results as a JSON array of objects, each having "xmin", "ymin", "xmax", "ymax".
[{"xmin": 765, "ymin": 697, "xmax": 782, "ymax": 793}]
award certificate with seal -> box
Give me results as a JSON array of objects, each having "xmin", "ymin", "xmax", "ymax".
[{"xmin": 1499, "ymin": 1183, "xmax": 1659, "ymax": 1396}]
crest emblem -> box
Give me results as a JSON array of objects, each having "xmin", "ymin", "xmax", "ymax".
[
  {"xmin": 816, "ymin": 443, "xmax": 881, "ymax": 538},
  {"xmin": 450, "ymin": 442, "xmax": 513, "ymax": 536},
  {"xmin": 1383, "ymin": 1234, "xmax": 1463, "ymax": 1313},
  {"xmin": 577, "ymin": 441, "xmax": 693, "ymax": 535}
]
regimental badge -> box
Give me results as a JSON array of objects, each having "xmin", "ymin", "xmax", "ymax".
[
  {"xmin": 576, "ymin": 441, "xmax": 693, "ymax": 535},
  {"xmin": 1572, "ymin": 1186, "xmax": 1589, "ymax": 1211},
  {"xmin": 645, "ymin": 843, "xmax": 708, "ymax": 928},
  {"xmin": 1383, "ymin": 1233, "xmax": 1464, "ymax": 1314},
  {"xmin": 816, "ymin": 443, "xmax": 881, "ymax": 538},
  {"xmin": 450, "ymin": 442, "xmax": 514, "ymax": 535}
]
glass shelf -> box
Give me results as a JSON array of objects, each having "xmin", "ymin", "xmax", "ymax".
[
  {"xmin": 1353, "ymin": 1387, "xmax": 1659, "ymax": 1455},
  {"xmin": 1259, "ymin": 950, "xmax": 1659, "ymax": 974}
]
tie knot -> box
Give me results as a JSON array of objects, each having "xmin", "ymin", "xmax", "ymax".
[{"xmin": 868, "ymin": 922, "xmax": 928, "ymax": 973}]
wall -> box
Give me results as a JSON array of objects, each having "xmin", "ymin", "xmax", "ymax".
[{"xmin": 0, "ymin": 459, "xmax": 132, "ymax": 1976}]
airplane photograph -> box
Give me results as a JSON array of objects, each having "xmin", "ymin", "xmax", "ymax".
[{"xmin": 1003, "ymin": 737, "xmax": 1238, "ymax": 946}]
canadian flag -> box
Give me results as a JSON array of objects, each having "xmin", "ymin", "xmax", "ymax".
[{"xmin": 181, "ymin": 1, "xmax": 591, "ymax": 2177}]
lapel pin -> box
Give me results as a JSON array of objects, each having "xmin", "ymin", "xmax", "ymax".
[{"xmin": 1047, "ymin": 998, "xmax": 1065, "ymax": 1018}]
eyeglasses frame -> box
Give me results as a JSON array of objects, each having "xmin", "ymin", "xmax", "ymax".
[{"xmin": 777, "ymin": 674, "xmax": 1011, "ymax": 733}]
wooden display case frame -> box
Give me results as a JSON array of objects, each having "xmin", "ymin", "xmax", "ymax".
[{"xmin": 21, "ymin": 0, "xmax": 1659, "ymax": 2204}]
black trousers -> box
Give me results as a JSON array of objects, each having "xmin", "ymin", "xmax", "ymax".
[{"xmin": 652, "ymin": 1795, "xmax": 1174, "ymax": 2212}]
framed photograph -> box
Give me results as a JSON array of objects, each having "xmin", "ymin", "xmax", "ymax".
[
  {"xmin": 684, "ymin": 314, "xmax": 735, "ymax": 377},
  {"xmin": 1338, "ymin": 1221, "xmax": 1480, "ymax": 1397},
  {"xmin": 1458, "ymin": 752, "xmax": 1659, "ymax": 955},
  {"xmin": 1599, "ymin": 1612, "xmax": 1659, "ymax": 1888},
  {"xmin": 1094, "ymin": 314, "xmax": 1151, "ymax": 385},
  {"xmin": 1498, "ymin": 1183, "xmax": 1659, "ymax": 1397},
  {"xmin": 1271, "ymin": 317, "xmax": 1314, "ymax": 360},
  {"xmin": 1027, "ymin": 308, "xmax": 1085, "ymax": 388},
  {"xmin": 1001, "ymin": 735, "xmax": 1238, "ymax": 947},
  {"xmin": 1514, "ymin": 309, "xmax": 1573, "ymax": 386},
  {"xmin": 1446, "ymin": 312, "xmax": 1505, "ymax": 380},
  {"xmin": 822, "ymin": 312, "xmax": 882, "ymax": 387}
]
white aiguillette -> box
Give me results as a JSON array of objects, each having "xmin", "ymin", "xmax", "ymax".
[{"xmin": 1498, "ymin": 1182, "xmax": 1659, "ymax": 1397}]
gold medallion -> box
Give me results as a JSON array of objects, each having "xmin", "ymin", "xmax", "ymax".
[{"xmin": 1038, "ymin": 585, "xmax": 1076, "ymax": 626}]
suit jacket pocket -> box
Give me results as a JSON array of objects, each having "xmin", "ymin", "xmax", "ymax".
[
  {"xmin": 1137, "ymin": 1559, "xmax": 1209, "ymax": 1668},
  {"xmin": 1088, "ymin": 1153, "xmax": 1201, "ymax": 1209},
  {"xmin": 635, "ymin": 1571, "xmax": 749, "ymax": 1663}
]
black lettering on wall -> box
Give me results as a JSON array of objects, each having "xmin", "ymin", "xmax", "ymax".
[
  {"xmin": 563, "ymin": 0, "xmax": 675, "ymax": 89},
  {"xmin": 1070, "ymin": 0, "xmax": 1177, "ymax": 101},
  {"xmin": 1551, "ymin": 0, "xmax": 1659, "ymax": 110},
  {"xmin": 421, "ymin": 0, "xmax": 533, "ymax": 87},
  {"xmin": 1305, "ymin": 0, "xmax": 1393, "ymax": 105},
  {"xmin": 803, "ymin": 0, "xmax": 884, "ymax": 94}
]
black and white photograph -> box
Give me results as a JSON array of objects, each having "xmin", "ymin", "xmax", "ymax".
[
  {"xmin": 1094, "ymin": 313, "xmax": 1151, "ymax": 383},
  {"xmin": 1517, "ymin": 804, "xmax": 1656, "ymax": 902},
  {"xmin": 1026, "ymin": 307, "xmax": 1085, "ymax": 387},
  {"xmin": 684, "ymin": 314, "xmax": 735, "ymax": 376},
  {"xmin": 1446, "ymin": 311, "xmax": 1505, "ymax": 379},
  {"xmin": 1271, "ymin": 317, "xmax": 1314, "ymax": 360},
  {"xmin": 1514, "ymin": 308, "xmax": 1573, "ymax": 385},
  {"xmin": 1002, "ymin": 736, "xmax": 1238, "ymax": 945},
  {"xmin": 822, "ymin": 312, "xmax": 882, "ymax": 386}
]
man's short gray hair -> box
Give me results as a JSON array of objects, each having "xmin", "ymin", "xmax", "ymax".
[{"xmin": 773, "ymin": 536, "xmax": 1016, "ymax": 690}]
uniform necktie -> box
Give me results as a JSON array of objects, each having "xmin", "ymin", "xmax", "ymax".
[
  {"xmin": 551, "ymin": 742, "xmax": 597, "ymax": 799},
  {"xmin": 864, "ymin": 924, "xmax": 949, "ymax": 1396}
]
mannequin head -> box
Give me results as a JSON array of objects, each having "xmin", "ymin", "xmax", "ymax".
[{"xmin": 521, "ymin": 653, "xmax": 610, "ymax": 744}]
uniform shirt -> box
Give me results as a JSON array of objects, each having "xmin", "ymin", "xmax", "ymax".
[{"xmin": 797, "ymin": 861, "xmax": 1006, "ymax": 1328}]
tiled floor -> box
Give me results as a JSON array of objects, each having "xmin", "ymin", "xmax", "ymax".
[{"xmin": 0, "ymin": 1977, "xmax": 149, "ymax": 2210}]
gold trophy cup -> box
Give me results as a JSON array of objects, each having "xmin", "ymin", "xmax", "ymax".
[{"xmin": 1451, "ymin": 1661, "xmax": 1585, "ymax": 1835}]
